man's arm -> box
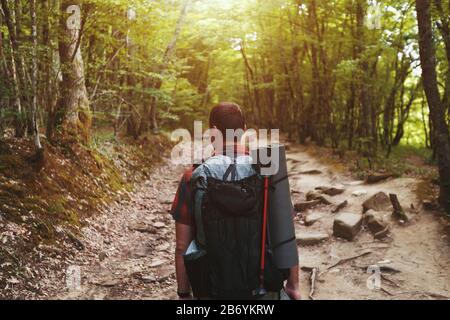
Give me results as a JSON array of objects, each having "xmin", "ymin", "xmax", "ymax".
[
  {"xmin": 285, "ymin": 265, "xmax": 301, "ymax": 300},
  {"xmin": 175, "ymin": 222, "xmax": 193, "ymax": 298},
  {"xmin": 283, "ymin": 208, "xmax": 301, "ymax": 300}
]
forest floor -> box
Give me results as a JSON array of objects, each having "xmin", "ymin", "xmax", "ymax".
[{"xmin": 50, "ymin": 140, "xmax": 450, "ymax": 300}]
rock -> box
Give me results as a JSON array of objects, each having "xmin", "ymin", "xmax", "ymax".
[
  {"xmin": 299, "ymin": 170, "xmax": 322, "ymax": 175},
  {"xmin": 286, "ymin": 156, "xmax": 302, "ymax": 164},
  {"xmin": 366, "ymin": 174, "xmax": 393, "ymax": 184},
  {"xmin": 98, "ymin": 251, "xmax": 108, "ymax": 262},
  {"xmin": 96, "ymin": 277, "xmax": 120, "ymax": 287},
  {"xmin": 156, "ymin": 267, "xmax": 175, "ymax": 282},
  {"xmin": 422, "ymin": 199, "xmax": 438, "ymax": 211},
  {"xmin": 153, "ymin": 222, "xmax": 165, "ymax": 229},
  {"xmin": 374, "ymin": 226, "xmax": 390, "ymax": 240},
  {"xmin": 304, "ymin": 212, "xmax": 323, "ymax": 226},
  {"xmin": 296, "ymin": 231, "xmax": 329, "ymax": 246},
  {"xmin": 306, "ymin": 191, "xmax": 321, "ymax": 201},
  {"xmin": 306, "ymin": 191, "xmax": 332, "ymax": 205},
  {"xmin": 161, "ymin": 197, "xmax": 174, "ymax": 205},
  {"xmin": 149, "ymin": 258, "xmax": 166, "ymax": 268},
  {"xmin": 333, "ymin": 212, "xmax": 363, "ymax": 240},
  {"xmin": 294, "ymin": 200, "xmax": 322, "ymax": 212},
  {"xmin": 316, "ymin": 186, "xmax": 345, "ymax": 196},
  {"xmin": 128, "ymin": 223, "xmax": 156, "ymax": 234},
  {"xmin": 363, "ymin": 210, "xmax": 388, "ymax": 234},
  {"xmin": 141, "ymin": 275, "xmax": 157, "ymax": 283},
  {"xmin": 346, "ymin": 181, "xmax": 365, "ymax": 186},
  {"xmin": 352, "ymin": 190, "xmax": 368, "ymax": 197},
  {"xmin": 156, "ymin": 243, "xmax": 171, "ymax": 252},
  {"xmin": 332, "ymin": 200, "xmax": 348, "ymax": 213},
  {"xmin": 389, "ymin": 194, "xmax": 409, "ymax": 222},
  {"xmin": 132, "ymin": 245, "xmax": 149, "ymax": 258},
  {"xmin": 318, "ymin": 195, "xmax": 333, "ymax": 205},
  {"xmin": 362, "ymin": 192, "xmax": 391, "ymax": 212},
  {"xmin": 300, "ymin": 266, "xmax": 318, "ymax": 272}
]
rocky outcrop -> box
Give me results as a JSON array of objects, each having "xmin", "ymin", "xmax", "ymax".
[
  {"xmin": 304, "ymin": 212, "xmax": 324, "ymax": 226},
  {"xmin": 296, "ymin": 231, "xmax": 330, "ymax": 246},
  {"xmin": 363, "ymin": 210, "xmax": 389, "ymax": 239},
  {"xmin": 333, "ymin": 212, "xmax": 363, "ymax": 240},
  {"xmin": 294, "ymin": 200, "xmax": 322, "ymax": 212},
  {"xmin": 315, "ymin": 186, "xmax": 345, "ymax": 196},
  {"xmin": 362, "ymin": 192, "xmax": 391, "ymax": 212}
]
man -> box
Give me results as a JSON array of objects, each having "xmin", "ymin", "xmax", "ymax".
[{"xmin": 171, "ymin": 102, "xmax": 300, "ymax": 300}]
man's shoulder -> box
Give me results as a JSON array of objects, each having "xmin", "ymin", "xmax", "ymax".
[{"xmin": 180, "ymin": 166, "xmax": 195, "ymax": 184}]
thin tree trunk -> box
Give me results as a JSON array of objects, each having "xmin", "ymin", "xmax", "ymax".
[
  {"xmin": 391, "ymin": 83, "xmax": 419, "ymax": 147},
  {"xmin": 30, "ymin": 0, "xmax": 44, "ymax": 167},
  {"xmin": 42, "ymin": 0, "xmax": 55, "ymax": 140},
  {"xmin": 421, "ymin": 95, "xmax": 431, "ymax": 148},
  {"xmin": 1, "ymin": 0, "xmax": 23, "ymax": 137},
  {"xmin": 356, "ymin": 0, "xmax": 373, "ymax": 154},
  {"xmin": 148, "ymin": 0, "xmax": 190, "ymax": 134},
  {"xmin": 240, "ymin": 43, "xmax": 262, "ymax": 124}
]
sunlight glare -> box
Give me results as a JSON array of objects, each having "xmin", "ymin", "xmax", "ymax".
[{"xmin": 194, "ymin": 0, "xmax": 251, "ymax": 12}]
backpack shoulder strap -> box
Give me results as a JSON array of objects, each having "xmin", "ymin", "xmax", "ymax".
[
  {"xmin": 192, "ymin": 175, "xmax": 207, "ymax": 247},
  {"xmin": 222, "ymin": 150, "xmax": 238, "ymax": 181},
  {"xmin": 222, "ymin": 160, "xmax": 237, "ymax": 181}
]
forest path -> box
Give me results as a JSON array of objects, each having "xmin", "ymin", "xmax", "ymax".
[
  {"xmin": 55, "ymin": 142, "xmax": 450, "ymax": 300},
  {"xmin": 287, "ymin": 143, "xmax": 449, "ymax": 300},
  {"xmin": 55, "ymin": 162, "xmax": 184, "ymax": 300}
]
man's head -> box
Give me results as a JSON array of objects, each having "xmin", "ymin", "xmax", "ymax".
[{"xmin": 209, "ymin": 102, "xmax": 246, "ymax": 142}]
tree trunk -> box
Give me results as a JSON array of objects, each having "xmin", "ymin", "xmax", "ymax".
[
  {"xmin": 30, "ymin": 0, "xmax": 44, "ymax": 167},
  {"xmin": 58, "ymin": 1, "xmax": 91, "ymax": 144},
  {"xmin": 416, "ymin": 0, "xmax": 450, "ymax": 212},
  {"xmin": 434, "ymin": 0, "xmax": 450, "ymax": 121},
  {"xmin": 356, "ymin": 0, "xmax": 373, "ymax": 154},
  {"xmin": 148, "ymin": 0, "xmax": 190, "ymax": 135},
  {"xmin": 42, "ymin": 0, "xmax": 55, "ymax": 140},
  {"xmin": 240, "ymin": 43, "xmax": 261, "ymax": 124},
  {"xmin": 1, "ymin": 0, "xmax": 24, "ymax": 137},
  {"xmin": 391, "ymin": 83, "xmax": 418, "ymax": 147}
]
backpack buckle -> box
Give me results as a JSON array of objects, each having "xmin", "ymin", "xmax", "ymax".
[{"xmin": 252, "ymin": 287, "xmax": 267, "ymax": 298}]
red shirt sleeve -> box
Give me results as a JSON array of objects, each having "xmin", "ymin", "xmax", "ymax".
[{"xmin": 170, "ymin": 167, "xmax": 195, "ymax": 226}]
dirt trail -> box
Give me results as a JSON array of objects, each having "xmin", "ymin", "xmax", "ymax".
[
  {"xmin": 55, "ymin": 163, "xmax": 184, "ymax": 300},
  {"xmin": 55, "ymin": 143, "xmax": 450, "ymax": 300},
  {"xmin": 287, "ymin": 143, "xmax": 449, "ymax": 300}
]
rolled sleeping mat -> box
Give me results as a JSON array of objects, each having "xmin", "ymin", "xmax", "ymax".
[{"xmin": 252, "ymin": 144, "xmax": 299, "ymax": 269}]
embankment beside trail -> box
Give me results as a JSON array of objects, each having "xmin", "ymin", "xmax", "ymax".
[{"xmin": 0, "ymin": 133, "xmax": 172, "ymax": 299}]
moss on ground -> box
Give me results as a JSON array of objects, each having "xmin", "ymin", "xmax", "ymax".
[{"xmin": 0, "ymin": 131, "xmax": 172, "ymax": 297}]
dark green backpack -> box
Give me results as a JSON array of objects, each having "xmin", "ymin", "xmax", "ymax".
[{"xmin": 187, "ymin": 161, "xmax": 287, "ymax": 299}]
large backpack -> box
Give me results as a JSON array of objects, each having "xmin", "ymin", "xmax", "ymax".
[{"xmin": 188, "ymin": 155, "xmax": 287, "ymax": 299}]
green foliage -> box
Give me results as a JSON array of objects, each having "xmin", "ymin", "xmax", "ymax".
[{"xmin": 0, "ymin": 0, "xmax": 448, "ymax": 158}]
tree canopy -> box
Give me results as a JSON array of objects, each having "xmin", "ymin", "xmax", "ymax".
[{"xmin": 0, "ymin": 0, "xmax": 449, "ymax": 209}]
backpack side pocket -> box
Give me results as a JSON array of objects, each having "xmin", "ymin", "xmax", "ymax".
[{"xmin": 183, "ymin": 240, "xmax": 209, "ymax": 298}]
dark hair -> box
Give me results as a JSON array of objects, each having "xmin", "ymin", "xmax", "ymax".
[{"xmin": 209, "ymin": 102, "xmax": 246, "ymax": 138}]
